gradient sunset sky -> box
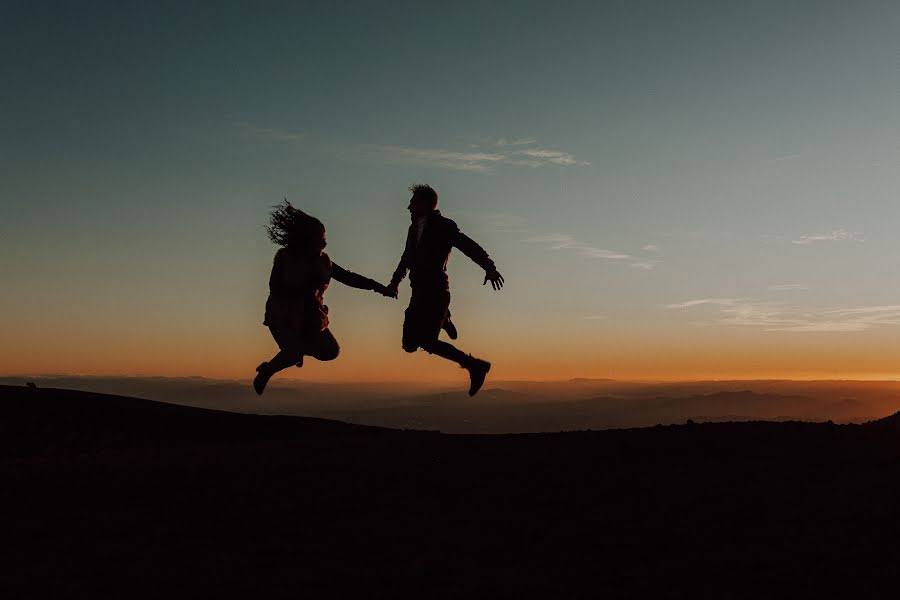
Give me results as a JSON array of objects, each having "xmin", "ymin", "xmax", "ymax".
[{"xmin": 3, "ymin": 1, "xmax": 900, "ymax": 382}]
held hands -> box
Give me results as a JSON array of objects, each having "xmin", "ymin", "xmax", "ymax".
[
  {"xmin": 483, "ymin": 268, "xmax": 504, "ymax": 291},
  {"xmin": 376, "ymin": 283, "xmax": 399, "ymax": 299},
  {"xmin": 378, "ymin": 274, "xmax": 501, "ymax": 295}
]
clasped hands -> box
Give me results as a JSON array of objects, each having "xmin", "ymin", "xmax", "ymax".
[
  {"xmin": 376, "ymin": 283, "xmax": 398, "ymax": 298},
  {"xmin": 375, "ymin": 268, "xmax": 504, "ymax": 297}
]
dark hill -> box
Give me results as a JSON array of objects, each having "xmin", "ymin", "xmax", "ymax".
[
  {"xmin": 0, "ymin": 384, "xmax": 404, "ymax": 458},
  {"xmin": 2, "ymin": 385, "xmax": 900, "ymax": 598}
]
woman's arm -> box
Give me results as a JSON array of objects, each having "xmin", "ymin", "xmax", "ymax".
[{"xmin": 331, "ymin": 261, "xmax": 387, "ymax": 293}]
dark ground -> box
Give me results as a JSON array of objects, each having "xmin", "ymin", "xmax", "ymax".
[{"xmin": 2, "ymin": 384, "xmax": 899, "ymax": 598}]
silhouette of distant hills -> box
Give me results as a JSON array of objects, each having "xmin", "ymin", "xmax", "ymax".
[
  {"xmin": 3, "ymin": 384, "xmax": 900, "ymax": 597},
  {"xmin": 4, "ymin": 376, "xmax": 899, "ymax": 433}
]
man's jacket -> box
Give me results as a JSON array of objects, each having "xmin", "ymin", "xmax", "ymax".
[{"xmin": 390, "ymin": 210, "xmax": 495, "ymax": 291}]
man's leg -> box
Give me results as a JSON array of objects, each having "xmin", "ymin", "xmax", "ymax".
[
  {"xmin": 420, "ymin": 338, "xmax": 469, "ymax": 364},
  {"xmin": 402, "ymin": 303, "xmax": 421, "ymax": 354},
  {"xmin": 406, "ymin": 289, "xmax": 491, "ymax": 396},
  {"xmin": 419, "ymin": 338, "xmax": 491, "ymax": 396},
  {"xmin": 442, "ymin": 310, "xmax": 458, "ymax": 340}
]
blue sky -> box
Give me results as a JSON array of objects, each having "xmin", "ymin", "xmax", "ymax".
[{"xmin": 3, "ymin": 1, "xmax": 900, "ymax": 380}]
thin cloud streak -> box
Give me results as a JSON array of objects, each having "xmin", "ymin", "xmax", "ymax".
[
  {"xmin": 516, "ymin": 148, "xmax": 589, "ymax": 166},
  {"xmin": 665, "ymin": 298, "xmax": 743, "ymax": 310},
  {"xmin": 231, "ymin": 122, "xmax": 588, "ymax": 173},
  {"xmin": 495, "ymin": 137, "xmax": 537, "ymax": 147},
  {"xmin": 369, "ymin": 141, "xmax": 590, "ymax": 172},
  {"xmin": 527, "ymin": 234, "xmax": 657, "ymax": 270},
  {"xmin": 368, "ymin": 145, "xmax": 507, "ymax": 172},
  {"xmin": 792, "ymin": 228, "xmax": 866, "ymax": 245},
  {"xmin": 768, "ymin": 284, "xmax": 809, "ymax": 291},
  {"xmin": 667, "ymin": 298, "xmax": 900, "ymax": 332}
]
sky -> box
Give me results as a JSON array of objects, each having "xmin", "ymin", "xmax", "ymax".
[{"xmin": 3, "ymin": 1, "xmax": 900, "ymax": 382}]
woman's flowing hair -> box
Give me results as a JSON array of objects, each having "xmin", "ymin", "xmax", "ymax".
[{"xmin": 266, "ymin": 199, "xmax": 325, "ymax": 248}]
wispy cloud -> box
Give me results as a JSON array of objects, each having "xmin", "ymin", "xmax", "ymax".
[
  {"xmin": 233, "ymin": 121, "xmax": 302, "ymax": 142},
  {"xmin": 792, "ymin": 228, "xmax": 866, "ymax": 245},
  {"xmin": 666, "ymin": 298, "xmax": 744, "ymax": 310},
  {"xmin": 526, "ymin": 234, "xmax": 657, "ymax": 270},
  {"xmin": 666, "ymin": 298, "xmax": 900, "ymax": 332},
  {"xmin": 231, "ymin": 122, "xmax": 587, "ymax": 173},
  {"xmin": 642, "ymin": 244, "xmax": 660, "ymax": 252},
  {"xmin": 495, "ymin": 137, "xmax": 537, "ymax": 147},
  {"xmin": 516, "ymin": 148, "xmax": 588, "ymax": 166},
  {"xmin": 368, "ymin": 145, "xmax": 507, "ymax": 173},
  {"xmin": 767, "ymin": 284, "xmax": 809, "ymax": 291},
  {"xmin": 466, "ymin": 135, "xmax": 537, "ymax": 148},
  {"xmin": 368, "ymin": 134, "xmax": 588, "ymax": 173}
]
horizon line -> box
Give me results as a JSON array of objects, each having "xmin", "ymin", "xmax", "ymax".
[{"xmin": 5, "ymin": 374, "xmax": 900, "ymax": 385}]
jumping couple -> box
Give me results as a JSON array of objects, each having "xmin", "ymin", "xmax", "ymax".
[{"xmin": 253, "ymin": 184, "xmax": 505, "ymax": 397}]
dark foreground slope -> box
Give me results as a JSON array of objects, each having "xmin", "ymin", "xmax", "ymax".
[{"xmin": 2, "ymin": 385, "xmax": 900, "ymax": 598}]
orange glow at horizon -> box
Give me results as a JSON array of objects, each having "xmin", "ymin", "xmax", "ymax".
[{"xmin": 4, "ymin": 317, "xmax": 900, "ymax": 383}]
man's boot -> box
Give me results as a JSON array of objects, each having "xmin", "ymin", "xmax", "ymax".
[{"xmin": 464, "ymin": 356, "xmax": 491, "ymax": 396}]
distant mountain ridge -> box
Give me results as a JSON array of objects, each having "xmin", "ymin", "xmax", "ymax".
[
  {"xmin": 3, "ymin": 375, "xmax": 898, "ymax": 433},
  {"xmin": 1, "ymin": 384, "xmax": 895, "ymax": 453}
]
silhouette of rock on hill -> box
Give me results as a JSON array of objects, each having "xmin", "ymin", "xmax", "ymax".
[{"xmin": 3, "ymin": 384, "xmax": 900, "ymax": 598}]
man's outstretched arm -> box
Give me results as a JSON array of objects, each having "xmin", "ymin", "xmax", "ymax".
[{"xmin": 453, "ymin": 229, "xmax": 504, "ymax": 290}]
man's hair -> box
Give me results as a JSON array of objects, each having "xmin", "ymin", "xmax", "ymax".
[{"xmin": 409, "ymin": 184, "xmax": 438, "ymax": 209}]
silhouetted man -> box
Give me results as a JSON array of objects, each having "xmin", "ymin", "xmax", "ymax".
[{"xmin": 386, "ymin": 184, "xmax": 504, "ymax": 395}]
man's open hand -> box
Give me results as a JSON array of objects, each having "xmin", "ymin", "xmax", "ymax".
[{"xmin": 483, "ymin": 268, "xmax": 504, "ymax": 290}]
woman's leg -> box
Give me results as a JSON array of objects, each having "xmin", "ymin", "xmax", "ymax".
[
  {"xmin": 255, "ymin": 328, "xmax": 340, "ymax": 395},
  {"xmin": 266, "ymin": 348, "xmax": 304, "ymax": 372},
  {"xmin": 305, "ymin": 329, "xmax": 341, "ymax": 362},
  {"xmin": 254, "ymin": 328, "xmax": 304, "ymax": 395}
]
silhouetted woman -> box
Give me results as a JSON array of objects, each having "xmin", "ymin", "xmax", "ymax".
[{"xmin": 254, "ymin": 200, "xmax": 389, "ymax": 394}]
